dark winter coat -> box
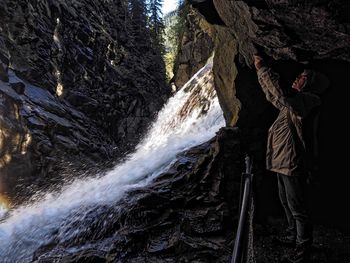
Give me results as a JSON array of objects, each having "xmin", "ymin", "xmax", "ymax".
[{"xmin": 257, "ymin": 66, "xmax": 321, "ymax": 176}]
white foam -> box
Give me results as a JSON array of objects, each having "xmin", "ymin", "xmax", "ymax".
[{"xmin": 0, "ymin": 63, "xmax": 224, "ymax": 262}]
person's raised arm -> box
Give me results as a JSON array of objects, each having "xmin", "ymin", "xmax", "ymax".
[
  {"xmin": 254, "ymin": 55, "xmax": 292, "ymax": 111},
  {"xmin": 254, "ymin": 55, "xmax": 321, "ymax": 117}
]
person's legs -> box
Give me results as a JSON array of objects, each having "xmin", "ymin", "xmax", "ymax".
[
  {"xmin": 281, "ymin": 175, "xmax": 312, "ymax": 247},
  {"xmin": 277, "ymin": 174, "xmax": 296, "ymax": 238},
  {"xmin": 280, "ymin": 174, "xmax": 312, "ymax": 263}
]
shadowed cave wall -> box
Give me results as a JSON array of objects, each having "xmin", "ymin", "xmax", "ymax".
[{"xmin": 190, "ymin": 0, "xmax": 350, "ymax": 233}]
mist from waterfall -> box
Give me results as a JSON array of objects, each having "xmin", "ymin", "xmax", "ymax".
[{"xmin": 0, "ymin": 62, "xmax": 225, "ymax": 262}]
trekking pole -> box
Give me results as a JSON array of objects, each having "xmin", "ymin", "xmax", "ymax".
[{"xmin": 231, "ymin": 155, "xmax": 254, "ymax": 263}]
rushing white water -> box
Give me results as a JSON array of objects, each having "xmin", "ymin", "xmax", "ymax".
[{"xmin": 0, "ymin": 62, "xmax": 224, "ymax": 262}]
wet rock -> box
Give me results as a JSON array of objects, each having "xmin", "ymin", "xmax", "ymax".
[
  {"xmin": 10, "ymin": 82, "xmax": 25, "ymax": 94},
  {"xmin": 27, "ymin": 117, "xmax": 46, "ymax": 130},
  {"xmin": 208, "ymin": 0, "xmax": 350, "ymax": 63},
  {"xmin": 0, "ymin": 0, "xmax": 170, "ymax": 203},
  {"xmin": 173, "ymin": 7, "xmax": 216, "ymax": 88},
  {"xmin": 65, "ymin": 92, "xmax": 97, "ymax": 107},
  {"xmin": 0, "ymin": 63, "xmax": 8, "ymax": 82},
  {"xmin": 35, "ymin": 139, "xmax": 53, "ymax": 155},
  {"xmin": 33, "ymin": 126, "xmax": 350, "ymax": 262},
  {"xmin": 32, "ymin": 127, "xmax": 243, "ymax": 262}
]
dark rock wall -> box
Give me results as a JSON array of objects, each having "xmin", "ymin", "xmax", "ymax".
[
  {"xmin": 0, "ymin": 70, "xmax": 116, "ymax": 204},
  {"xmin": 308, "ymin": 60, "xmax": 350, "ymax": 233},
  {"xmin": 211, "ymin": 0, "xmax": 350, "ymax": 63},
  {"xmin": 188, "ymin": 0, "xmax": 350, "ymax": 232},
  {"xmin": 212, "ymin": 26, "xmax": 241, "ymax": 126},
  {"xmin": 0, "ymin": 0, "xmax": 170, "ymax": 203},
  {"xmin": 173, "ymin": 7, "xmax": 216, "ymax": 88},
  {"xmin": 33, "ymin": 128, "xmax": 243, "ymax": 263},
  {"xmin": 0, "ymin": 86, "xmax": 34, "ymax": 201}
]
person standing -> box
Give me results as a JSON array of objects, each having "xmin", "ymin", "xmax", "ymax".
[{"xmin": 253, "ymin": 54, "xmax": 329, "ymax": 263}]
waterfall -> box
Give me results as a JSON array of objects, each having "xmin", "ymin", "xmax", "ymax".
[{"xmin": 0, "ymin": 62, "xmax": 225, "ymax": 262}]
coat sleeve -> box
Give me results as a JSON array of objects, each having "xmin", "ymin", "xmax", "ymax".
[{"xmin": 257, "ymin": 66, "xmax": 321, "ymax": 117}]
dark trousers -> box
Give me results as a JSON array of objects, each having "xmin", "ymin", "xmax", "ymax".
[{"xmin": 277, "ymin": 173, "xmax": 313, "ymax": 246}]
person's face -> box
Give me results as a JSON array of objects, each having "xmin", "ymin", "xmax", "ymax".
[{"xmin": 292, "ymin": 72, "xmax": 308, "ymax": 92}]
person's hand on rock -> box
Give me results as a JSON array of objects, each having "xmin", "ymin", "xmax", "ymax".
[{"xmin": 254, "ymin": 55, "xmax": 264, "ymax": 70}]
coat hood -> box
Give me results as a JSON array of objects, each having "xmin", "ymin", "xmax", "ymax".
[{"xmin": 304, "ymin": 70, "xmax": 330, "ymax": 95}]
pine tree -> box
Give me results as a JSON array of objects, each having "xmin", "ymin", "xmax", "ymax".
[
  {"xmin": 129, "ymin": 0, "xmax": 148, "ymax": 39},
  {"xmin": 148, "ymin": 0, "xmax": 165, "ymax": 51}
]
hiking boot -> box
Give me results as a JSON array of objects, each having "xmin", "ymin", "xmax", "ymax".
[
  {"xmin": 272, "ymin": 233, "xmax": 296, "ymax": 247},
  {"xmin": 282, "ymin": 245, "xmax": 311, "ymax": 263}
]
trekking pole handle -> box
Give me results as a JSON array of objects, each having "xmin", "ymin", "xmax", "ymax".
[{"xmin": 245, "ymin": 154, "xmax": 253, "ymax": 175}]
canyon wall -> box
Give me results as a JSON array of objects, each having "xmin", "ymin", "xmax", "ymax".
[{"xmin": 0, "ymin": 0, "xmax": 170, "ymax": 203}]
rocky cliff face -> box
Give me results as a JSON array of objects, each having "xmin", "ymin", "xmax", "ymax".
[
  {"xmin": 173, "ymin": 7, "xmax": 216, "ymax": 88},
  {"xmin": 2, "ymin": 1, "xmax": 349, "ymax": 261},
  {"xmin": 0, "ymin": 0, "xmax": 169, "ymax": 203},
  {"xmin": 190, "ymin": 0, "xmax": 350, "ymax": 126},
  {"xmin": 189, "ymin": 0, "xmax": 350, "ymax": 232},
  {"xmin": 32, "ymin": 128, "xmax": 243, "ymax": 263}
]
